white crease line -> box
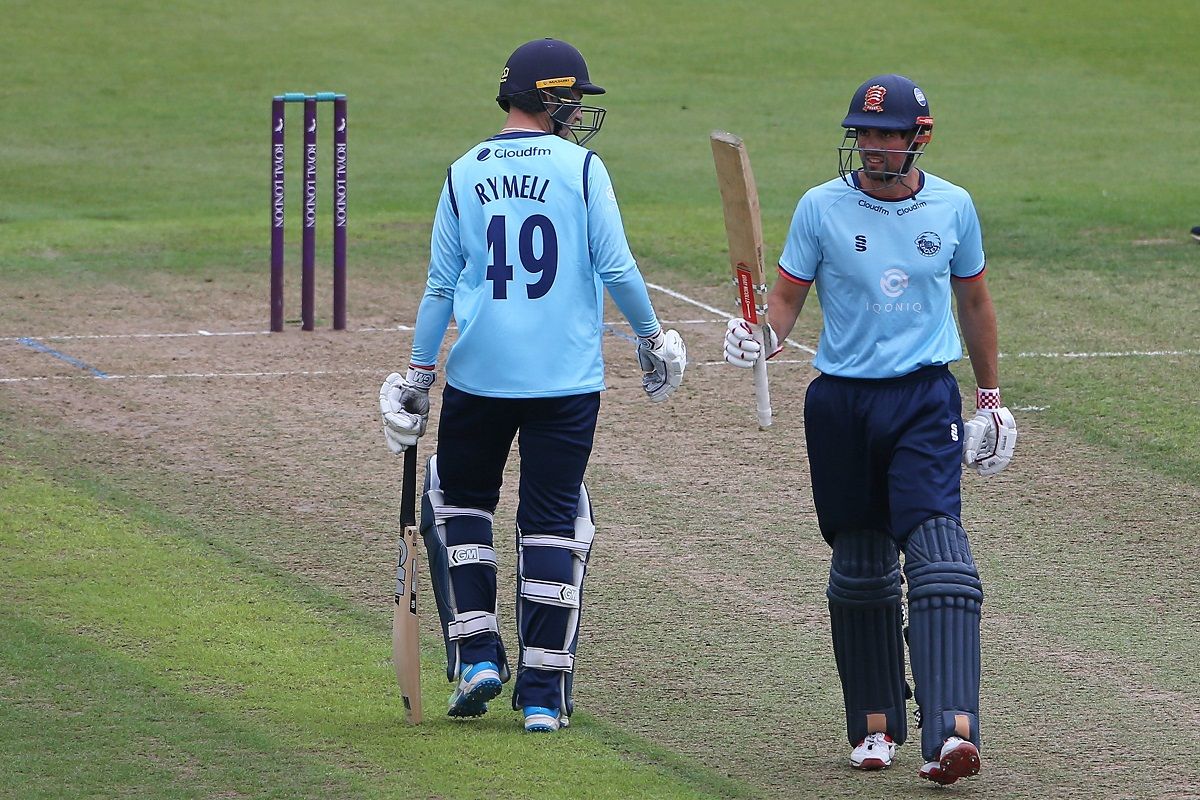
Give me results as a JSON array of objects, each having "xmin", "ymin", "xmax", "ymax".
[
  {"xmin": 3, "ymin": 347, "xmax": 1194, "ymax": 383},
  {"xmin": 2, "ymin": 359, "xmax": 814, "ymax": 383},
  {"xmin": 0, "ymin": 327, "xmax": 412, "ymax": 342},
  {"xmin": 4, "ymin": 323, "xmax": 1195, "ymax": 363},
  {"xmin": 2, "ymin": 320, "xmax": 734, "ymax": 343},
  {"xmin": 0, "ymin": 330, "xmax": 268, "ymax": 341},
  {"xmin": 1010, "ymin": 349, "xmax": 1200, "ymax": 359},
  {"xmin": 0, "ymin": 369, "xmax": 378, "ymax": 383},
  {"xmin": 645, "ymin": 281, "xmax": 818, "ymax": 355}
]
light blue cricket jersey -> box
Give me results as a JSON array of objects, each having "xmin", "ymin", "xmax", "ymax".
[
  {"xmin": 410, "ymin": 132, "xmax": 659, "ymax": 398},
  {"xmin": 778, "ymin": 171, "xmax": 986, "ymax": 379}
]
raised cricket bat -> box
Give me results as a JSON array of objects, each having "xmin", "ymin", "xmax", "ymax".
[
  {"xmin": 392, "ymin": 444, "xmax": 422, "ymax": 723},
  {"xmin": 711, "ymin": 130, "xmax": 773, "ymax": 429}
]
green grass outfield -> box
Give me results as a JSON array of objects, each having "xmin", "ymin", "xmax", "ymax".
[
  {"xmin": 0, "ymin": 462, "xmax": 747, "ymax": 800},
  {"xmin": 3, "ymin": 1, "xmax": 1199, "ymax": 798}
]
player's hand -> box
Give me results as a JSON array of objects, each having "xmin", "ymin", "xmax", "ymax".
[
  {"xmin": 723, "ymin": 318, "xmax": 781, "ymax": 368},
  {"xmin": 379, "ymin": 366, "xmax": 435, "ymax": 454},
  {"xmin": 636, "ymin": 328, "xmax": 686, "ymax": 402},
  {"xmin": 962, "ymin": 388, "xmax": 1017, "ymax": 476}
]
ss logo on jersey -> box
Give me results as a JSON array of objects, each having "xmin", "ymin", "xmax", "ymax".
[{"xmin": 855, "ymin": 235, "xmax": 867, "ymax": 252}]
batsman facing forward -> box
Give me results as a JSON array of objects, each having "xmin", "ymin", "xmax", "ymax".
[
  {"xmin": 724, "ymin": 75, "xmax": 1017, "ymax": 784},
  {"xmin": 379, "ymin": 38, "xmax": 686, "ymax": 733}
]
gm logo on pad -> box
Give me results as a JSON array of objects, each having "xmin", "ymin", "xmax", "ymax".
[{"xmin": 452, "ymin": 547, "xmax": 479, "ymax": 565}]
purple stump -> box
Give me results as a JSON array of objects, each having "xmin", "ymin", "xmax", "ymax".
[
  {"xmin": 270, "ymin": 98, "xmax": 286, "ymax": 332},
  {"xmin": 302, "ymin": 97, "xmax": 317, "ymax": 331},
  {"xmin": 332, "ymin": 96, "xmax": 347, "ymax": 330}
]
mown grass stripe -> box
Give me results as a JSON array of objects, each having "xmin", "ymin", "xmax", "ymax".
[
  {"xmin": 0, "ymin": 465, "xmax": 754, "ymax": 800},
  {"xmin": 0, "ymin": 610, "xmax": 373, "ymax": 800}
]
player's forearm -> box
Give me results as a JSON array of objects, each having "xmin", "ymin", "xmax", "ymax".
[
  {"xmin": 409, "ymin": 292, "xmax": 454, "ymax": 367},
  {"xmin": 958, "ymin": 299, "xmax": 999, "ymax": 388},
  {"xmin": 605, "ymin": 269, "xmax": 659, "ymax": 338},
  {"xmin": 766, "ymin": 274, "xmax": 809, "ymax": 341},
  {"xmin": 953, "ymin": 276, "xmax": 1000, "ymax": 388}
]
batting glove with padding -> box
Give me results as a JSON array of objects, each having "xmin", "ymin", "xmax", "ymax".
[
  {"xmin": 379, "ymin": 365, "xmax": 435, "ymax": 454},
  {"xmin": 723, "ymin": 317, "xmax": 781, "ymax": 368},
  {"xmin": 636, "ymin": 328, "xmax": 687, "ymax": 402},
  {"xmin": 962, "ymin": 387, "xmax": 1017, "ymax": 476}
]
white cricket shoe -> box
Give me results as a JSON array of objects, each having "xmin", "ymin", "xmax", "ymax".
[
  {"xmin": 523, "ymin": 705, "xmax": 561, "ymax": 733},
  {"xmin": 850, "ymin": 732, "xmax": 896, "ymax": 770},
  {"xmin": 447, "ymin": 661, "xmax": 502, "ymax": 718},
  {"xmin": 918, "ymin": 736, "xmax": 981, "ymax": 785}
]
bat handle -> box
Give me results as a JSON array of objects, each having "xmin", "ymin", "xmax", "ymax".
[{"xmin": 753, "ymin": 347, "xmax": 772, "ymax": 429}]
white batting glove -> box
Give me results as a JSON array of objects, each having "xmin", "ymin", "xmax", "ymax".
[
  {"xmin": 723, "ymin": 318, "xmax": 781, "ymax": 368},
  {"xmin": 636, "ymin": 328, "xmax": 687, "ymax": 402},
  {"xmin": 962, "ymin": 387, "xmax": 1017, "ymax": 476},
  {"xmin": 379, "ymin": 366, "xmax": 435, "ymax": 454}
]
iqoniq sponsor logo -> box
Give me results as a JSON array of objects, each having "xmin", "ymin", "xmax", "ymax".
[
  {"xmin": 869, "ymin": 267, "xmax": 923, "ymax": 315},
  {"xmin": 880, "ymin": 268, "xmax": 909, "ymax": 298}
]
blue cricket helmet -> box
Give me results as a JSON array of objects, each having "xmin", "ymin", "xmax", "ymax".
[
  {"xmin": 497, "ymin": 38, "xmax": 605, "ymax": 106},
  {"xmin": 842, "ymin": 74, "xmax": 933, "ymax": 132},
  {"xmin": 495, "ymin": 38, "xmax": 607, "ymax": 145}
]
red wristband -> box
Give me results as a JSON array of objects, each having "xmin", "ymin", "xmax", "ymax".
[{"xmin": 976, "ymin": 387, "xmax": 1001, "ymax": 410}]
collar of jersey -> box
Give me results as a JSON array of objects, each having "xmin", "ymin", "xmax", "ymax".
[
  {"xmin": 489, "ymin": 131, "xmax": 557, "ymax": 142},
  {"xmin": 852, "ymin": 169, "xmax": 925, "ymax": 202}
]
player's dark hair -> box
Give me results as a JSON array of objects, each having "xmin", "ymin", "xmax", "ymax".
[{"xmin": 503, "ymin": 90, "xmax": 544, "ymax": 115}]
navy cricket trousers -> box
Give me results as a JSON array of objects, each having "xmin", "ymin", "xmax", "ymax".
[
  {"xmin": 435, "ymin": 384, "xmax": 600, "ymax": 707},
  {"xmin": 804, "ymin": 364, "xmax": 963, "ymax": 546}
]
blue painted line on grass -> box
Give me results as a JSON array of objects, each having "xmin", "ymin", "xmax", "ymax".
[{"xmin": 17, "ymin": 337, "xmax": 109, "ymax": 378}]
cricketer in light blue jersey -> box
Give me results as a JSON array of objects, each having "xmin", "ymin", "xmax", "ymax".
[
  {"xmin": 378, "ymin": 38, "xmax": 686, "ymax": 737},
  {"xmin": 412, "ymin": 131, "xmax": 659, "ymax": 397},
  {"xmin": 723, "ymin": 73, "xmax": 1016, "ymax": 785},
  {"xmin": 778, "ymin": 170, "xmax": 985, "ymax": 379}
]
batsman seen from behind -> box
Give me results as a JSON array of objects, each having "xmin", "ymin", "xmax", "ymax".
[
  {"xmin": 723, "ymin": 74, "xmax": 1016, "ymax": 784},
  {"xmin": 379, "ymin": 37, "xmax": 686, "ymax": 734}
]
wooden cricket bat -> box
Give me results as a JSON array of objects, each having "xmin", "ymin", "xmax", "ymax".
[
  {"xmin": 392, "ymin": 444, "xmax": 422, "ymax": 723},
  {"xmin": 711, "ymin": 130, "xmax": 773, "ymax": 429}
]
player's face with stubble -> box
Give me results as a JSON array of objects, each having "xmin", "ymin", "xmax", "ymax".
[{"xmin": 854, "ymin": 128, "xmax": 912, "ymax": 182}]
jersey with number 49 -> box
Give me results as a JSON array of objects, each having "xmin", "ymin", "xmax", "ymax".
[{"xmin": 411, "ymin": 131, "xmax": 658, "ymax": 398}]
